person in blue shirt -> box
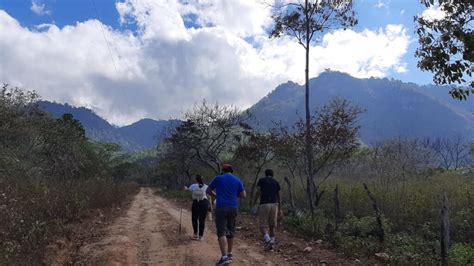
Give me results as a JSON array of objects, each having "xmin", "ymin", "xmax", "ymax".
[{"xmin": 207, "ymin": 164, "xmax": 246, "ymax": 265}]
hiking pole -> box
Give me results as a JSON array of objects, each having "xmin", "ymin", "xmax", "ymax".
[{"xmin": 179, "ymin": 208, "xmax": 183, "ymax": 235}]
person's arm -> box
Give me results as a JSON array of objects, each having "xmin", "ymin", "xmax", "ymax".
[
  {"xmin": 277, "ymin": 185, "xmax": 283, "ymax": 219},
  {"xmin": 207, "ymin": 178, "xmax": 217, "ymax": 198},
  {"xmin": 277, "ymin": 191, "xmax": 282, "ymax": 209},
  {"xmin": 252, "ymin": 190, "xmax": 260, "ymax": 206},
  {"xmin": 252, "ymin": 178, "xmax": 262, "ymax": 206},
  {"xmin": 238, "ymin": 181, "xmax": 246, "ymax": 199},
  {"xmin": 206, "ymin": 186, "xmax": 216, "ymax": 197}
]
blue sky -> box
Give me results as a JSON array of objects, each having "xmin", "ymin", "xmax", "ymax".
[
  {"xmin": 1, "ymin": 0, "xmax": 121, "ymax": 28},
  {"xmin": 0, "ymin": 0, "xmax": 437, "ymax": 124},
  {"xmin": 0, "ymin": 0, "xmax": 434, "ymax": 83}
]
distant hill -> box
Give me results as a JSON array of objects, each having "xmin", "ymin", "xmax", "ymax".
[
  {"xmin": 248, "ymin": 71, "xmax": 474, "ymax": 144},
  {"xmin": 118, "ymin": 119, "xmax": 179, "ymax": 149},
  {"xmin": 39, "ymin": 102, "xmax": 178, "ymax": 151},
  {"xmin": 39, "ymin": 72, "xmax": 473, "ymax": 150}
]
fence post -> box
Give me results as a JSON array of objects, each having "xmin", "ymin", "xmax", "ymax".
[
  {"xmin": 334, "ymin": 185, "xmax": 341, "ymax": 230},
  {"xmin": 440, "ymin": 191, "xmax": 450, "ymax": 266},
  {"xmin": 363, "ymin": 183, "xmax": 384, "ymax": 243}
]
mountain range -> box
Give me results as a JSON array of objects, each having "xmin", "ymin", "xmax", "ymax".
[
  {"xmin": 40, "ymin": 72, "xmax": 474, "ymax": 151},
  {"xmin": 39, "ymin": 101, "xmax": 178, "ymax": 151},
  {"xmin": 249, "ymin": 71, "xmax": 473, "ymax": 144}
]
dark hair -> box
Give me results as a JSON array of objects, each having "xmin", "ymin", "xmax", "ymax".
[
  {"xmin": 265, "ymin": 169, "xmax": 273, "ymax": 177},
  {"xmin": 222, "ymin": 164, "xmax": 233, "ymax": 173},
  {"xmin": 196, "ymin": 175, "xmax": 204, "ymax": 187}
]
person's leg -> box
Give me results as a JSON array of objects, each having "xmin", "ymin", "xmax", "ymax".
[
  {"xmin": 260, "ymin": 227, "xmax": 269, "ymax": 239},
  {"xmin": 198, "ymin": 201, "xmax": 208, "ymax": 237},
  {"xmin": 226, "ymin": 208, "xmax": 237, "ymax": 254},
  {"xmin": 215, "ymin": 208, "xmax": 228, "ymax": 257},
  {"xmin": 269, "ymin": 226, "xmax": 275, "ymax": 238},
  {"xmin": 268, "ymin": 204, "xmax": 278, "ymax": 242},
  {"xmin": 191, "ymin": 201, "xmax": 199, "ymax": 236},
  {"xmin": 258, "ymin": 204, "xmax": 271, "ymax": 242},
  {"xmin": 227, "ymin": 237, "xmax": 233, "ymax": 254},
  {"xmin": 218, "ymin": 236, "xmax": 228, "ymax": 256}
]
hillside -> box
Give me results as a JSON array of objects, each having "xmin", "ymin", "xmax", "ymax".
[
  {"xmin": 39, "ymin": 101, "xmax": 177, "ymax": 151},
  {"xmin": 39, "ymin": 72, "xmax": 474, "ymax": 150},
  {"xmin": 248, "ymin": 71, "xmax": 474, "ymax": 144}
]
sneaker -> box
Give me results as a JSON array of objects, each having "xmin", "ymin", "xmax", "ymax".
[
  {"xmin": 264, "ymin": 240, "xmax": 274, "ymax": 251},
  {"xmin": 198, "ymin": 236, "xmax": 204, "ymax": 241},
  {"xmin": 192, "ymin": 234, "xmax": 199, "ymax": 240},
  {"xmin": 227, "ymin": 253, "xmax": 233, "ymax": 261},
  {"xmin": 215, "ymin": 256, "xmax": 231, "ymax": 265}
]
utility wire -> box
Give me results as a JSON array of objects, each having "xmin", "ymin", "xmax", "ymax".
[{"xmin": 91, "ymin": 0, "xmax": 119, "ymax": 79}]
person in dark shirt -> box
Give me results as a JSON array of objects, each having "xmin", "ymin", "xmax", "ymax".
[
  {"xmin": 252, "ymin": 169, "xmax": 282, "ymax": 250},
  {"xmin": 207, "ymin": 164, "xmax": 246, "ymax": 265}
]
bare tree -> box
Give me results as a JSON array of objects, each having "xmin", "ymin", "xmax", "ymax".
[
  {"xmin": 165, "ymin": 100, "xmax": 250, "ymax": 175},
  {"xmin": 270, "ymin": 0, "xmax": 357, "ymax": 214},
  {"xmin": 273, "ymin": 98, "xmax": 363, "ymax": 210},
  {"xmin": 234, "ymin": 131, "xmax": 275, "ymax": 204},
  {"xmin": 271, "ymin": 125, "xmax": 306, "ymax": 189},
  {"xmin": 429, "ymin": 136, "xmax": 472, "ymax": 170}
]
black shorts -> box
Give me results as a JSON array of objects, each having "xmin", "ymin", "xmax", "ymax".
[{"xmin": 215, "ymin": 207, "xmax": 237, "ymax": 238}]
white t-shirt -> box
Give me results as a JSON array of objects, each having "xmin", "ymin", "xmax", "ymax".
[{"xmin": 188, "ymin": 183, "xmax": 208, "ymax": 201}]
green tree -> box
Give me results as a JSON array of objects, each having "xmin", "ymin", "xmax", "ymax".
[
  {"xmin": 270, "ymin": 1, "xmax": 357, "ymax": 213},
  {"xmin": 415, "ymin": 0, "xmax": 473, "ymax": 100}
]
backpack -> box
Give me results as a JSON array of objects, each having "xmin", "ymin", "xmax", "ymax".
[{"xmin": 192, "ymin": 184, "xmax": 206, "ymax": 201}]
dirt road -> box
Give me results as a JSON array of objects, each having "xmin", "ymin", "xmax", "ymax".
[{"xmin": 75, "ymin": 188, "xmax": 281, "ymax": 265}]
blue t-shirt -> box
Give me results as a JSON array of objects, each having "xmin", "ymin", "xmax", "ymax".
[{"xmin": 208, "ymin": 173, "xmax": 245, "ymax": 209}]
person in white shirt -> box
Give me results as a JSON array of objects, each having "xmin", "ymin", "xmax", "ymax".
[{"xmin": 184, "ymin": 175, "xmax": 210, "ymax": 240}]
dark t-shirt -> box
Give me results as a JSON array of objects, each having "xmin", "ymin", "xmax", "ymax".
[{"xmin": 257, "ymin": 176, "xmax": 281, "ymax": 204}]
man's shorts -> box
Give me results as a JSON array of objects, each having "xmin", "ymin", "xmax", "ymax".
[
  {"xmin": 258, "ymin": 203, "xmax": 278, "ymax": 228},
  {"xmin": 215, "ymin": 207, "xmax": 237, "ymax": 238}
]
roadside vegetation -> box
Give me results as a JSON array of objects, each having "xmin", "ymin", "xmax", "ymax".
[
  {"xmin": 151, "ymin": 99, "xmax": 474, "ymax": 264},
  {"xmin": 0, "ymin": 85, "xmax": 139, "ymax": 264}
]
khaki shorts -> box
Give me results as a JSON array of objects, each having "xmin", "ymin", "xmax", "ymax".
[{"xmin": 258, "ymin": 203, "xmax": 278, "ymax": 228}]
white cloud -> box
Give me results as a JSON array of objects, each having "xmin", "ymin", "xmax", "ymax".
[
  {"xmin": 30, "ymin": 0, "xmax": 51, "ymax": 16},
  {"xmin": 116, "ymin": 0, "xmax": 190, "ymax": 41},
  {"xmin": 181, "ymin": 0, "xmax": 273, "ymax": 37},
  {"xmin": 421, "ymin": 5, "xmax": 446, "ymax": 21},
  {"xmin": 0, "ymin": 1, "xmax": 410, "ymax": 125},
  {"xmin": 374, "ymin": 0, "xmax": 387, "ymax": 9}
]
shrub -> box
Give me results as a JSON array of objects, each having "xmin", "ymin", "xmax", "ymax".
[
  {"xmin": 0, "ymin": 86, "xmax": 139, "ymax": 264},
  {"xmin": 385, "ymin": 233, "xmax": 438, "ymax": 264},
  {"xmin": 0, "ymin": 177, "xmax": 137, "ymax": 264},
  {"xmin": 283, "ymin": 211, "xmax": 331, "ymax": 238},
  {"xmin": 449, "ymin": 243, "xmax": 474, "ymax": 265}
]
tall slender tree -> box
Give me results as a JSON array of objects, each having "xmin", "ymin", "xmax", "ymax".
[{"xmin": 270, "ymin": 0, "xmax": 357, "ymax": 214}]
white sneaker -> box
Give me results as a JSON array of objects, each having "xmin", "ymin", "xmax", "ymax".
[
  {"xmin": 193, "ymin": 234, "xmax": 199, "ymax": 240},
  {"xmin": 198, "ymin": 236, "xmax": 204, "ymax": 241}
]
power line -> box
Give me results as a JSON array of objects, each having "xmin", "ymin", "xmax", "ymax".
[{"xmin": 91, "ymin": 0, "xmax": 119, "ymax": 80}]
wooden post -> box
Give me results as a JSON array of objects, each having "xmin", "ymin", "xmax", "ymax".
[
  {"xmin": 440, "ymin": 192, "xmax": 450, "ymax": 266},
  {"xmin": 334, "ymin": 185, "xmax": 341, "ymax": 231},
  {"xmin": 363, "ymin": 183, "xmax": 384, "ymax": 243},
  {"xmin": 179, "ymin": 208, "xmax": 183, "ymax": 235},
  {"xmin": 284, "ymin": 176, "xmax": 296, "ymax": 214}
]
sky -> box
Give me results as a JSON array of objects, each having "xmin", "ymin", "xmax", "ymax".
[{"xmin": 0, "ymin": 0, "xmax": 439, "ymax": 126}]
